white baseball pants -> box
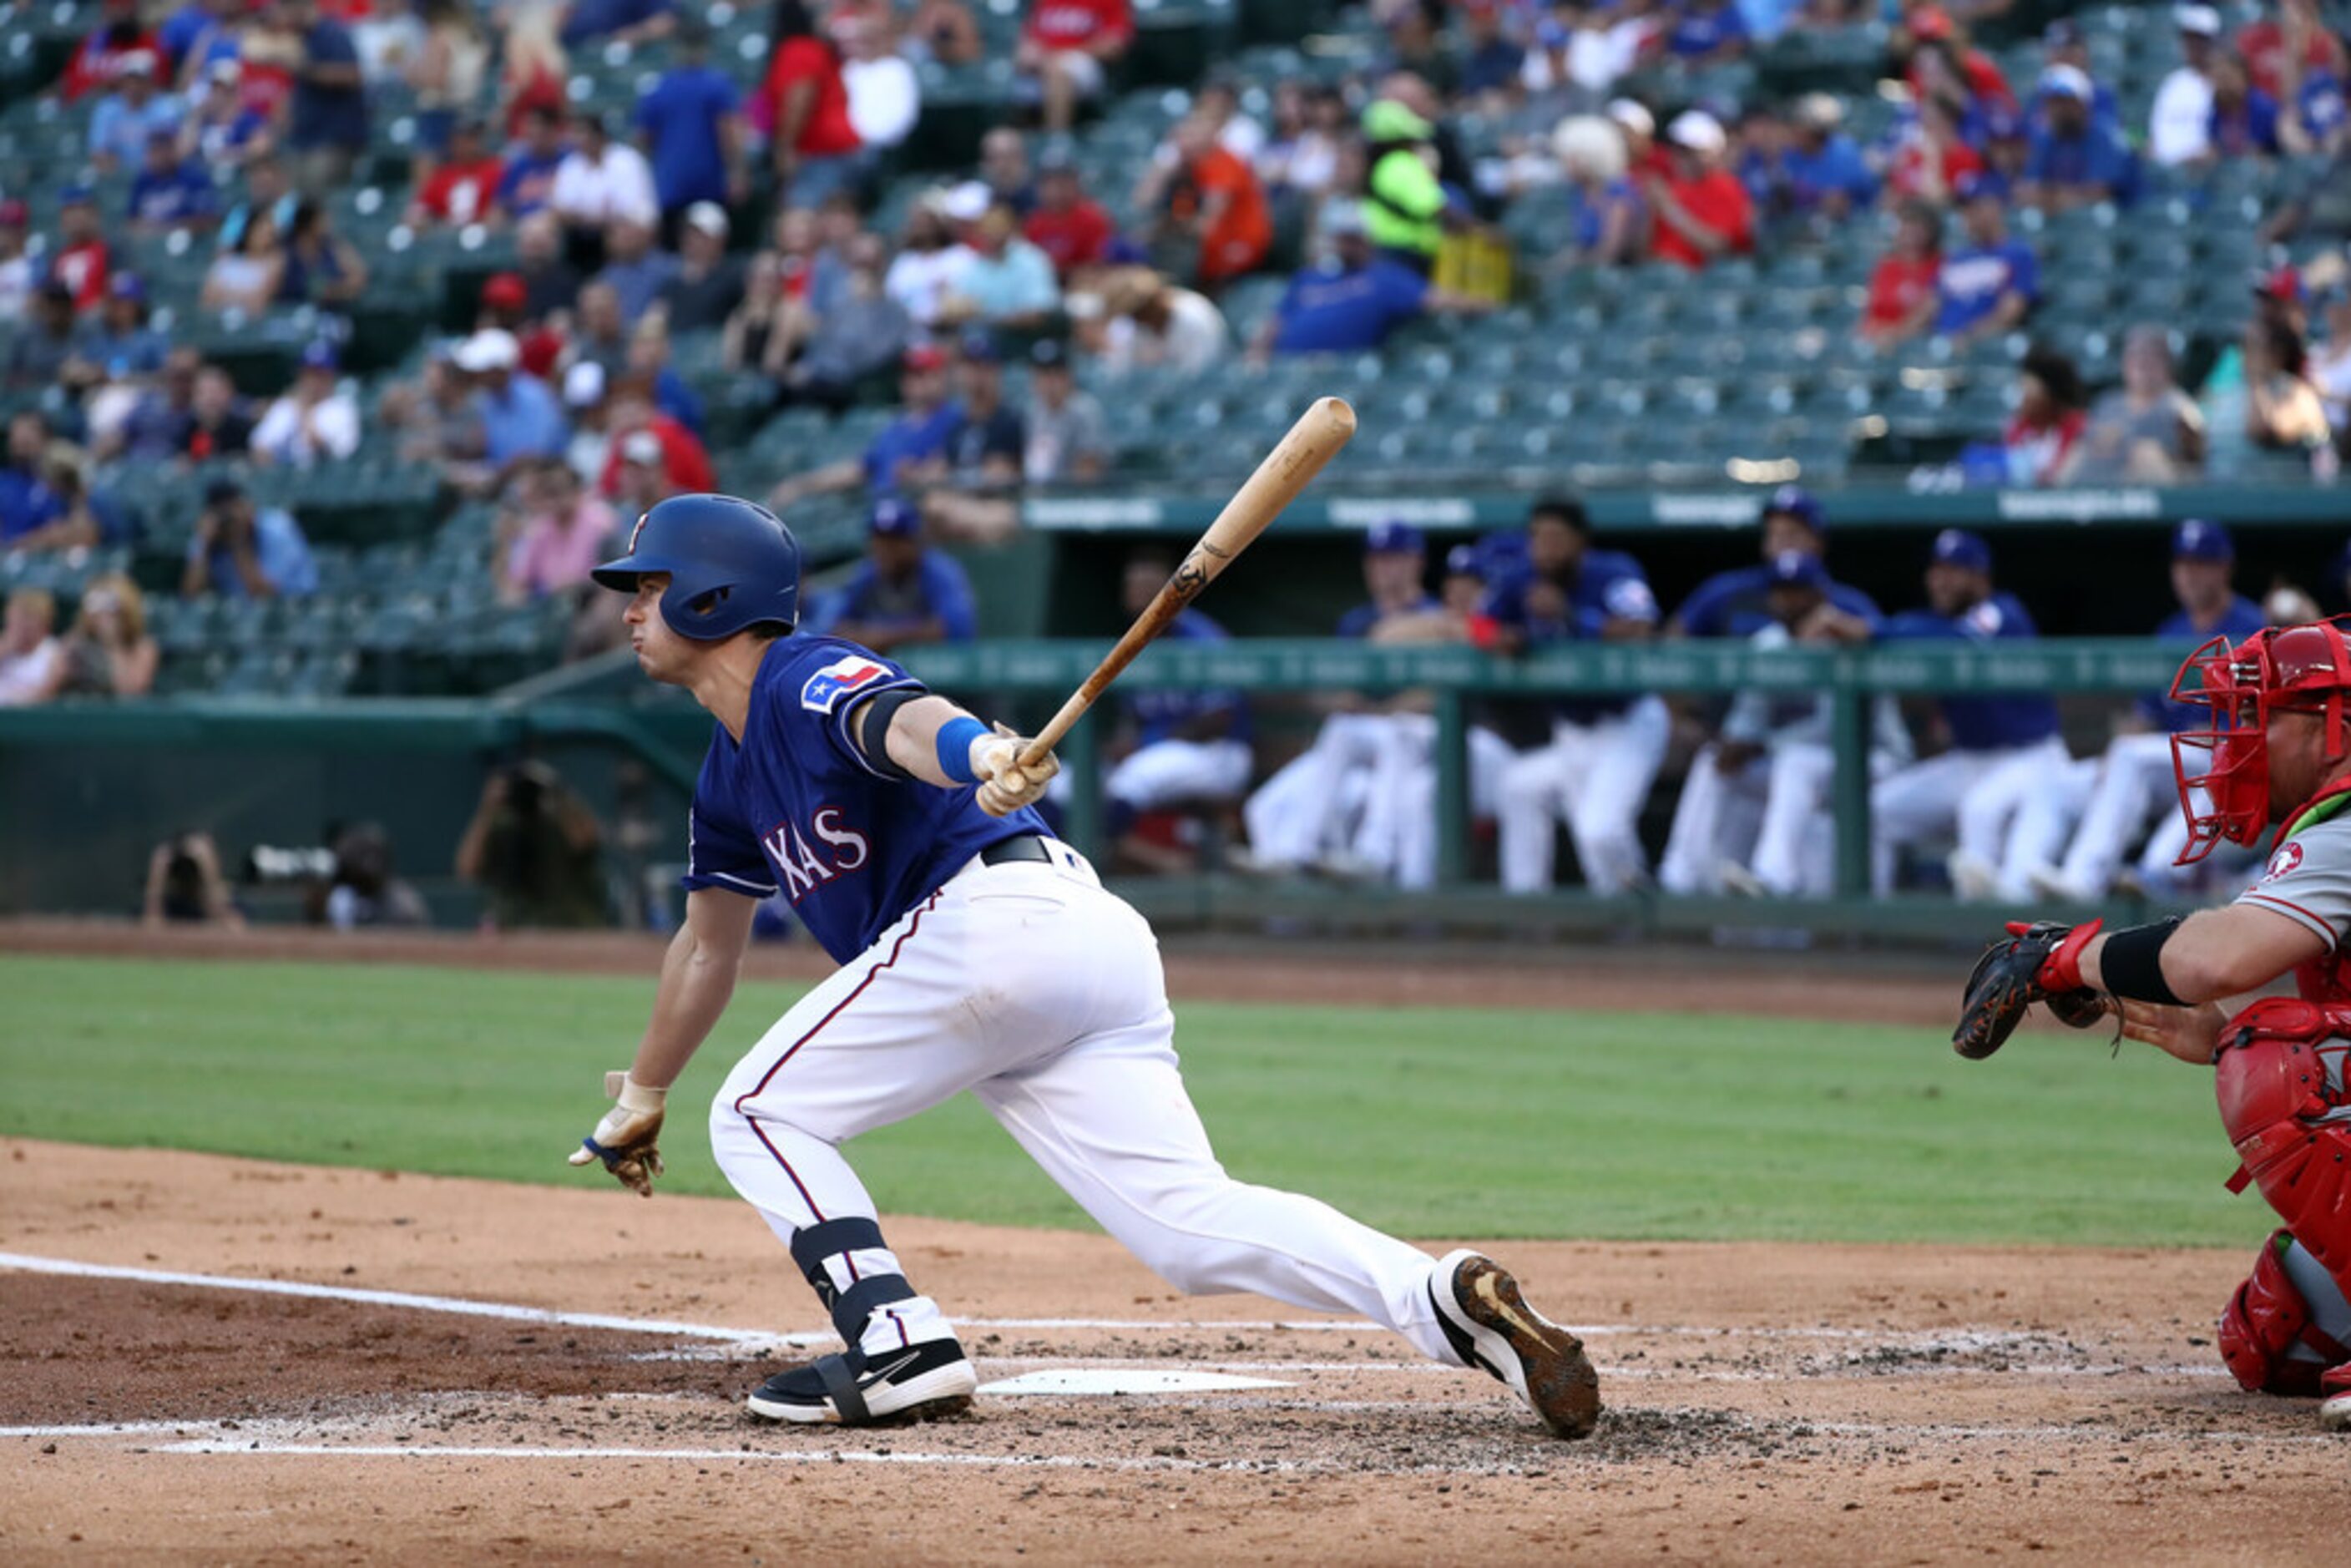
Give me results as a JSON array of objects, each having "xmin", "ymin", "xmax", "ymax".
[
  {"xmin": 1242, "ymin": 712, "xmax": 1393, "ymax": 867},
  {"xmin": 1364, "ymin": 716, "xmax": 1516, "ymax": 890},
  {"xmin": 1497, "ymin": 697, "xmax": 1671, "ymax": 893},
  {"xmin": 708, "ymin": 844, "xmax": 1462, "ymax": 1365},
  {"xmin": 1869, "ymin": 736, "xmax": 2068, "ymax": 896},
  {"xmin": 1657, "ymin": 746, "xmax": 1770, "ymax": 896},
  {"xmin": 1107, "ymin": 737, "xmax": 1254, "ymax": 812},
  {"xmin": 2055, "ymin": 731, "xmax": 2180, "ymax": 896}
]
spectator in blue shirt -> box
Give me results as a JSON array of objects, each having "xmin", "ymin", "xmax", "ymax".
[
  {"xmin": 769, "ymin": 344, "xmax": 963, "ymax": 506},
  {"xmin": 2022, "ymin": 65, "xmax": 2141, "ymax": 210},
  {"xmin": 634, "ymin": 14, "xmax": 744, "ymax": 234},
  {"xmin": 805, "ymin": 497, "xmax": 979, "ymax": 652},
  {"xmin": 458, "ymin": 327, "xmax": 569, "ymax": 472},
  {"xmin": 128, "ymin": 129, "xmax": 220, "ymax": 233},
  {"xmin": 88, "ymin": 53, "xmax": 181, "ymax": 171},
  {"xmin": 1667, "ymin": 486, "xmax": 1882, "ymax": 640},
  {"xmin": 1255, "ymin": 200, "xmax": 1490, "ymax": 357},
  {"xmin": 1668, "ymin": 0, "xmax": 1749, "ymax": 63},
  {"xmin": 496, "ymin": 108, "xmax": 572, "ymax": 220},
  {"xmin": 1934, "ymin": 185, "xmax": 2039, "ymax": 341},
  {"xmin": 592, "ymin": 216, "xmax": 679, "ymax": 321},
  {"xmin": 2289, "ymin": 65, "xmax": 2348, "ymax": 155},
  {"xmin": 2208, "ymin": 54, "xmax": 2283, "ymax": 159},
  {"xmin": 2035, "ymin": 18, "xmax": 2121, "ymax": 134},
  {"xmin": 284, "ymin": 0, "xmax": 369, "ymax": 197},
  {"xmin": 1457, "ymin": 3, "xmax": 1525, "ymax": 99},
  {"xmin": 183, "ymin": 478, "xmax": 320, "ymax": 599},
  {"xmin": 1869, "ymin": 530, "xmax": 2065, "ymax": 896},
  {"xmin": 66, "ymin": 272, "xmax": 171, "ymax": 392},
  {"xmin": 1778, "ymin": 94, "xmax": 1878, "ymax": 219}
]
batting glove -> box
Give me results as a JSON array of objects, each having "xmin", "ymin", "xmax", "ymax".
[
  {"xmin": 970, "ymin": 722, "xmax": 1059, "ymax": 817},
  {"xmin": 569, "ymin": 1070, "xmax": 667, "ymax": 1196}
]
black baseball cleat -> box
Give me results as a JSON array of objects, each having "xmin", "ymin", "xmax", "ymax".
[
  {"xmin": 1429, "ymin": 1249, "xmax": 1603, "ymax": 1439},
  {"xmin": 746, "ymin": 1338, "xmax": 978, "ymax": 1426}
]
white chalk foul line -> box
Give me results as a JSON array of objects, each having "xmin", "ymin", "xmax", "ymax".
[
  {"xmin": 151, "ymin": 1440, "xmax": 1256, "ymax": 1473},
  {"xmin": 0, "ymin": 1252, "xmax": 830, "ymax": 1348}
]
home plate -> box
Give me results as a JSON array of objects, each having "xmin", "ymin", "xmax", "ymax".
[{"xmin": 976, "ymin": 1369, "xmax": 1295, "ymax": 1397}]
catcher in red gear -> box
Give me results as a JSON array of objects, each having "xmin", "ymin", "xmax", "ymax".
[{"xmin": 1954, "ymin": 620, "xmax": 2351, "ymax": 1432}]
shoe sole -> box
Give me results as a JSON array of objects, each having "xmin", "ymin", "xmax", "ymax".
[
  {"xmin": 745, "ymin": 1359, "xmax": 979, "ymax": 1426},
  {"xmin": 2322, "ymin": 1393, "xmax": 2351, "ymax": 1434},
  {"xmin": 1433, "ymin": 1250, "xmax": 1602, "ymax": 1440}
]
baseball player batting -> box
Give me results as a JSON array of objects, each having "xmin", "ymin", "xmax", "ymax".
[
  {"xmin": 567, "ymin": 489, "xmax": 1600, "ymax": 1437},
  {"xmin": 1955, "ymin": 622, "xmax": 2351, "ymax": 1432}
]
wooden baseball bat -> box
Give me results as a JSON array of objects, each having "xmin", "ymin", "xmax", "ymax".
[{"xmin": 1017, "ymin": 397, "xmax": 1358, "ymax": 769}]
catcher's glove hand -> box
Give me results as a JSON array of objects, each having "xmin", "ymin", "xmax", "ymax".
[
  {"xmin": 568, "ymin": 1070, "xmax": 666, "ymax": 1196},
  {"xmin": 1954, "ymin": 918, "xmax": 2109, "ymax": 1060}
]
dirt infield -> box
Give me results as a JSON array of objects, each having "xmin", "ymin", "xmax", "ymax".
[{"xmin": 3, "ymin": 1140, "xmax": 2342, "ymax": 1566}]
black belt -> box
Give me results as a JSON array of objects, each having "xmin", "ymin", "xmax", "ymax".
[{"xmin": 979, "ymin": 835, "xmax": 1052, "ymax": 867}]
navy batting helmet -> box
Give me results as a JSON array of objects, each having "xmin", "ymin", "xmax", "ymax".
[{"xmin": 592, "ymin": 493, "xmax": 801, "ymax": 639}]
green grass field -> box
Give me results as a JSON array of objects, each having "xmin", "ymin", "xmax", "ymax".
[{"xmin": 0, "ymin": 953, "xmax": 2257, "ymax": 1247}]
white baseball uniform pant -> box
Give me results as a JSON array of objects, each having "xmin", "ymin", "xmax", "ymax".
[
  {"xmin": 2054, "ymin": 731, "xmax": 2181, "ymax": 897},
  {"xmin": 1497, "ymin": 696, "xmax": 1670, "ymax": 893},
  {"xmin": 1743, "ymin": 741, "xmax": 1909, "ymax": 896},
  {"xmin": 1657, "ymin": 746, "xmax": 1770, "ymax": 896},
  {"xmin": 708, "ymin": 844, "xmax": 1463, "ymax": 1365},
  {"xmin": 1107, "ymin": 737, "xmax": 1254, "ymax": 812},
  {"xmin": 1363, "ymin": 716, "xmax": 1516, "ymax": 890},
  {"xmin": 1869, "ymin": 735, "xmax": 2069, "ymax": 896},
  {"xmin": 1242, "ymin": 711, "xmax": 1393, "ymax": 867}
]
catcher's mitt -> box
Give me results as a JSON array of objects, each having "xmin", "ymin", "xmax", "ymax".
[{"xmin": 1954, "ymin": 919, "xmax": 2109, "ymax": 1060}]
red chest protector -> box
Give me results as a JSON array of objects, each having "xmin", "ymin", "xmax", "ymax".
[{"xmin": 2218, "ymin": 781, "xmax": 2351, "ymax": 1292}]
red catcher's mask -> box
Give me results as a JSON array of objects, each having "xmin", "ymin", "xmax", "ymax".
[{"xmin": 2171, "ymin": 623, "xmax": 2351, "ymax": 863}]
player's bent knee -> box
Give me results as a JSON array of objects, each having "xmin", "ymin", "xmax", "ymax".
[{"xmin": 2217, "ymin": 1230, "xmax": 2344, "ymax": 1395}]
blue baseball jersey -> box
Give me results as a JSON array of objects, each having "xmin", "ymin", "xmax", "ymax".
[
  {"xmin": 1123, "ymin": 608, "xmax": 1250, "ymax": 746},
  {"xmin": 1336, "ymin": 594, "xmax": 1438, "ymax": 639},
  {"xmin": 1482, "ymin": 547, "xmax": 1659, "ymax": 722},
  {"xmin": 1880, "ymin": 592, "xmax": 2060, "ymax": 751},
  {"xmin": 680, "ymin": 635, "xmax": 1045, "ymax": 964},
  {"xmin": 2136, "ymin": 597, "xmax": 2266, "ymax": 731},
  {"xmin": 1674, "ymin": 564, "xmax": 1881, "ymax": 639}
]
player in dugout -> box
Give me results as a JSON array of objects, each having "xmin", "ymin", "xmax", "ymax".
[{"xmin": 1955, "ymin": 620, "xmax": 2351, "ymax": 1432}]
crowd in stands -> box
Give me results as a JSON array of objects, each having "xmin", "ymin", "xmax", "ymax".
[{"xmin": 13, "ymin": 0, "xmax": 2351, "ymax": 912}]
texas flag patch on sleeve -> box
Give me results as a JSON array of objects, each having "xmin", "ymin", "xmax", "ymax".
[{"xmin": 801, "ymin": 655, "xmax": 897, "ymax": 714}]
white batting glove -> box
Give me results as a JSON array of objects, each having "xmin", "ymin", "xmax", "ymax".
[
  {"xmin": 568, "ymin": 1070, "xmax": 667, "ymax": 1196},
  {"xmin": 970, "ymin": 721, "xmax": 1059, "ymax": 817}
]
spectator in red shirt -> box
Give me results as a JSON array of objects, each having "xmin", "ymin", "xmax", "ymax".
[
  {"xmin": 1158, "ymin": 113, "xmax": 1272, "ymax": 289},
  {"xmin": 62, "ymin": 0, "xmax": 165, "ymax": 102},
  {"xmin": 1643, "ymin": 110, "xmax": 1753, "ymax": 270},
  {"xmin": 1019, "ymin": 0, "xmax": 1132, "ymax": 134},
  {"xmin": 760, "ymin": 0, "xmax": 862, "ymax": 209},
  {"xmin": 410, "ymin": 117, "xmax": 505, "ymax": 226},
  {"xmin": 2238, "ymin": 0, "xmax": 2346, "ymax": 101},
  {"xmin": 1886, "ymin": 95, "xmax": 1987, "ymax": 207},
  {"xmin": 596, "ymin": 382, "xmax": 714, "ymax": 500},
  {"xmin": 1861, "ymin": 200, "xmax": 1944, "ymax": 347},
  {"xmin": 2001, "ymin": 346, "xmax": 2087, "ymax": 487},
  {"xmin": 50, "ymin": 188, "xmax": 113, "ymax": 312},
  {"xmin": 1904, "ymin": 9, "xmax": 2015, "ymax": 116},
  {"xmin": 1025, "ymin": 149, "xmax": 1115, "ymax": 278}
]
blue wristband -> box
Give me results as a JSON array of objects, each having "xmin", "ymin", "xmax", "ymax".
[{"xmin": 936, "ymin": 716, "xmax": 988, "ymax": 785}]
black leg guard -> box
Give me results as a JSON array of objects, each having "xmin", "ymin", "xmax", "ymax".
[{"xmin": 789, "ymin": 1216, "xmax": 918, "ymax": 1348}]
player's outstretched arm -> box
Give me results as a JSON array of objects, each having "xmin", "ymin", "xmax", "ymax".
[
  {"xmin": 851, "ymin": 693, "xmax": 1059, "ymax": 817},
  {"xmin": 568, "ymin": 888, "xmax": 756, "ymax": 1196}
]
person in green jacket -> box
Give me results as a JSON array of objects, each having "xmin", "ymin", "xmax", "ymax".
[{"xmin": 1360, "ymin": 96, "xmax": 1459, "ymax": 276}]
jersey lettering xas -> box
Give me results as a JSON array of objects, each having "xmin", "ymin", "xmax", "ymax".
[{"xmin": 680, "ymin": 635, "xmax": 1046, "ymax": 962}]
